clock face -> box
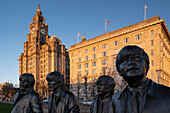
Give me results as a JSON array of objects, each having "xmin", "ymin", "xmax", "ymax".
[
  {"xmin": 31, "ymin": 27, "xmax": 35, "ymax": 34},
  {"xmin": 40, "ymin": 28, "xmax": 46, "ymax": 35}
]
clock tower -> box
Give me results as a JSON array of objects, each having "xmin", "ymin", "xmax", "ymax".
[
  {"xmin": 18, "ymin": 7, "xmax": 70, "ymax": 97},
  {"xmin": 29, "ymin": 8, "xmax": 48, "ymax": 50}
]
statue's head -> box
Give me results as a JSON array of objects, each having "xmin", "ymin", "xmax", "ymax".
[
  {"xmin": 46, "ymin": 71, "xmax": 64, "ymax": 91},
  {"xmin": 96, "ymin": 75, "xmax": 115, "ymax": 96},
  {"xmin": 19, "ymin": 73, "xmax": 35, "ymax": 90},
  {"xmin": 116, "ymin": 45, "xmax": 149, "ymax": 79}
]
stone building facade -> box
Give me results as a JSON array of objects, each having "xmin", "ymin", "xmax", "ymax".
[
  {"xmin": 0, "ymin": 82, "xmax": 17, "ymax": 101},
  {"xmin": 68, "ymin": 16, "xmax": 170, "ymax": 88},
  {"xmin": 18, "ymin": 8, "xmax": 70, "ymax": 97}
]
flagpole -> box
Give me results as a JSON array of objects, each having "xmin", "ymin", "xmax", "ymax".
[
  {"xmin": 144, "ymin": 7, "xmax": 146, "ymax": 20},
  {"xmin": 105, "ymin": 19, "xmax": 106, "ymax": 33},
  {"xmin": 144, "ymin": 5, "xmax": 147, "ymax": 20}
]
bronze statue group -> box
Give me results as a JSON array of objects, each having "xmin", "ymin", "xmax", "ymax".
[{"xmin": 11, "ymin": 46, "xmax": 170, "ymax": 113}]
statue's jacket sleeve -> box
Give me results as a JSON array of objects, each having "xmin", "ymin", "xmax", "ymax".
[
  {"xmin": 48, "ymin": 88, "xmax": 80, "ymax": 113},
  {"xmin": 11, "ymin": 90, "xmax": 43, "ymax": 113},
  {"xmin": 90, "ymin": 95, "xmax": 115, "ymax": 113}
]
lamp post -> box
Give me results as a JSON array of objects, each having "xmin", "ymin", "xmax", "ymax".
[
  {"xmin": 84, "ymin": 77, "xmax": 87, "ymax": 105},
  {"xmin": 77, "ymin": 78, "xmax": 80, "ymax": 103},
  {"xmin": 156, "ymin": 69, "xmax": 162, "ymax": 84}
]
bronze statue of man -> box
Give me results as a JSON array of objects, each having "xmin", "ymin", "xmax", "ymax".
[
  {"xmin": 113, "ymin": 45, "xmax": 170, "ymax": 113},
  {"xmin": 46, "ymin": 71, "xmax": 79, "ymax": 113},
  {"xmin": 11, "ymin": 73, "xmax": 43, "ymax": 113},
  {"xmin": 91, "ymin": 75, "xmax": 115, "ymax": 113}
]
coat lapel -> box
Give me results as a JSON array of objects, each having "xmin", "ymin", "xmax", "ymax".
[
  {"xmin": 13, "ymin": 92, "xmax": 19, "ymax": 106},
  {"xmin": 140, "ymin": 80, "xmax": 159, "ymax": 113},
  {"xmin": 118, "ymin": 87, "xmax": 128, "ymax": 113},
  {"xmin": 48, "ymin": 93, "xmax": 53, "ymax": 113},
  {"xmin": 146, "ymin": 80, "xmax": 159, "ymax": 99}
]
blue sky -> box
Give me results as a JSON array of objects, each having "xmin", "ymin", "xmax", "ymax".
[{"xmin": 0, "ymin": 0, "xmax": 170, "ymax": 86}]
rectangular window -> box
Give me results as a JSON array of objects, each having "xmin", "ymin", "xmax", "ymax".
[
  {"xmin": 86, "ymin": 56, "xmax": 88, "ymax": 61},
  {"xmin": 102, "ymin": 67, "xmax": 107, "ymax": 74},
  {"xmin": 151, "ymin": 40, "xmax": 154, "ymax": 46},
  {"xmin": 102, "ymin": 59, "xmax": 107, "ymax": 65},
  {"xmin": 114, "ymin": 41, "xmax": 118, "ymax": 45},
  {"xmin": 125, "ymin": 38, "xmax": 129, "ymax": 43},
  {"xmin": 102, "ymin": 52, "xmax": 107, "ymax": 56},
  {"xmin": 79, "ymin": 58, "xmax": 81, "ymax": 62},
  {"xmin": 93, "ymin": 47, "xmax": 96, "ymax": 51},
  {"xmin": 78, "ymin": 71, "xmax": 81, "ymax": 76},
  {"xmin": 136, "ymin": 34, "xmax": 141, "ymax": 40},
  {"xmin": 92, "ymin": 62, "xmax": 96, "ymax": 67},
  {"xmin": 78, "ymin": 64, "xmax": 81, "ymax": 69},
  {"xmin": 102, "ymin": 44, "xmax": 106, "ymax": 49},
  {"xmin": 85, "ymin": 49, "xmax": 88, "ymax": 53},
  {"xmin": 151, "ymin": 72, "xmax": 154, "ymax": 77},
  {"xmin": 93, "ymin": 54, "xmax": 96, "ymax": 59},
  {"xmin": 92, "ymin": 69, "xmax": 96, "ymax": 74},
  {"xmin": 85, "ymin": 63, "xmax": 88, "ymax": 68},
  {"xmin": 151, "ymin": 30, "xmax": 153, "ymax": 36},
  {"xmin": 151, "ymin": 50, "xmax": 154, "ymax": 56},
  {"xmin": 151, "ymin": 61, "xmax": 154, "ymax": 66},
  {"xmin": 85, "ymin": 70, "xmax": 88, "ymax": 75},
  {"xmin": 72, "ymin": 59, "xmax": 74, "ymax": 63}
]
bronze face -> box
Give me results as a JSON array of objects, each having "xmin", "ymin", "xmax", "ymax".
[
  {"xmin": 47, "ymin": 78, "xmax": 60, "ymax": 91},
  {"xmin": 19, "ymin": 77, "xmax": 31, "ymax": 90},
  {"xmin": 116, "ymin": 46, "xmax": 149, "ymax": 79},
  {"xmin": 119, "ymin": 53, "xmax": 147, "ymax": 78},
  {"xmin": 96, "ymin": 80, "xmax": 108, "ymax": 95}
]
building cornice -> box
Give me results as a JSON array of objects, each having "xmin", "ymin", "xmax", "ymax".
[{"xmin": 68, "ymin": 16, "xmax": 170, "ymax": 52}]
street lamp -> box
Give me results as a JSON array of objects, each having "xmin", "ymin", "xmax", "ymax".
[
  {"xmin": 156, "ymin": 69, "xmax": 162, "ymax": 84},
  {"xmin": 84, "ymin": 77, "xmax": 87, "ymax": 105}
]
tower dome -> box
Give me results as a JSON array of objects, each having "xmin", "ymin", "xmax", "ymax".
[{"xmin": 36, "ymin": 9, "xmax": 42, "ymax": 16}]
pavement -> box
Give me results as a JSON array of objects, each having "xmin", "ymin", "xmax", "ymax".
[
  {"xmin": 43, "ymin": 103, "xmax": 90, "ymax": 113},
  {"xmin": 0, "ymin": 101, "xmax": 91, "ymax": 113}
]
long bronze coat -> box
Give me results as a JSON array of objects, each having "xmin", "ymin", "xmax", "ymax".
[
  {"xmin": 11, "ymin": 90, "xmax": 43, "ymax": 113},
  {"xmin": 90, "ymin": 95, "xmax": 114, "ymax": 113},
  {"xmin": 113, "ymin": 80, "xmax": 170, "ymax": 113},
  {"xmin": 48, "ymin": 88, "xmax": 79, "ymax": 113}
]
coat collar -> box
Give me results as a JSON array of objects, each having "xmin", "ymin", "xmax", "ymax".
[
  {"xmin": 52, "ymin": 87, "xmax": 66, "ymax": 98},
  {"xmin": 118, "ymin": 79, "xmax": 159, "ymax": 100},
  {"xmin": 13, "ymin": 89, "xmax": 35, "ymax": 106},
  {"xmin": 146, "ymin": 80, "xmax": 159, "ymax": 99},
  {"xmin": 96, "ymin": 93, "xmax": 112, "ymax": 104},
  {"xmin": 48, "ymin": 87, "xmax": 66, "ymax": 113}
]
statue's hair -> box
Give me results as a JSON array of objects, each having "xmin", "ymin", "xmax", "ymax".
[
  {"xmin": 19, "ymin": 73, "xmax": 35, "ymax": 87},
  {"xmin": 46, "ymin": 71, "xmax": 64, "ymax": 86},
  {"xmin": 116, "ymin": 45, "xmax": 150, "ymax": 75}
]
